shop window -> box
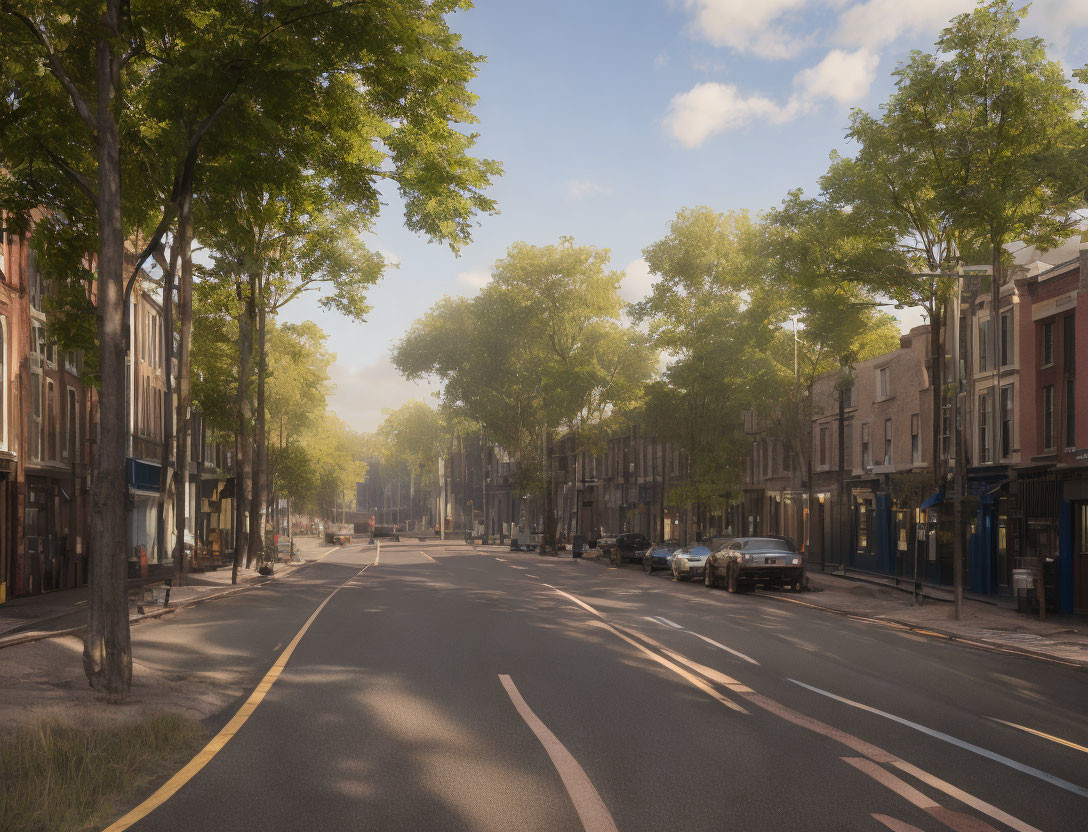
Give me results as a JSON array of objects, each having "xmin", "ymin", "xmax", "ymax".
[
  {"xmin": 910, "ymin": 414, "xmax": 920, "ymax": 464},
  {"xmin": 1040, "ymin": 321, "xmax": 1054, "ymax": 368},
  {"xmin": 1042, "ymin": 385, "xmax": 1055, "ymax": 451}
]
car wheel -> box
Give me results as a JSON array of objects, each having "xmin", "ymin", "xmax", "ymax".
[
  {"xmin": 644, "ymin": 559, "xmax": 653, "ymax": 573},
  {"xmin": 726, "ymin": 564, "xmax": 738, "ymax": 594}
]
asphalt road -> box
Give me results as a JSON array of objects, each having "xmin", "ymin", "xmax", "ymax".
[{"xmin": 113, "ymin": 539, "xmax": 1087, "ymax": 832}]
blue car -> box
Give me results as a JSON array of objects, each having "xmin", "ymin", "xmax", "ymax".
[
  {"xmin": 670, "ymin": 544, "xmax": 712, "ymax": 581},
  {"xmin": 642, "ymin": 541, "xmax": 679, "ymax": 573}
]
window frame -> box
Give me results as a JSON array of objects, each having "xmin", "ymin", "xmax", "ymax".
[
  {"xmin": 883, "ymin": 418, "xmax": 892, "ymax": 466},
  {"xmin": 910, "ymin": 413, "xmax": 920, "ymax": 464},
  {"xmin": 1065, "ymin": 378, "xmax": 1076, "ymax": 452},
  {"xmin": 977, "ymin": 390, "xmax": 991, "ymax": 464},
  {"xmin": 1041, "ymin": 321, "xmax": 1054, "ymax": 368},
  {"xmin": 1000, "ymin": 310, "xmax": 1014, "ymax": 368},
  {"xmin": 1000, "ymin": 383, "xmax": 1014, "ymax": 459}
]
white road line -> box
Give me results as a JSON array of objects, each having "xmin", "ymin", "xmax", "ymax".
[
  {"xmin": 375, "ymin": 541, "xmax": 380, "ymax": 565},
  {"xmin": 652, "ymin": 615, "xmax": 683, "ymax": 629},
  {"xmin": 791, "ymin": 679, "xmax": 1088, "ymax": 799},
  {"xmin": 689, "ymin": 632, "xmax": 760, "ymax": 665},
  {"xmin": 499, "ymin": 675, "xmax": 620, "ymax": 832},
  {"xmin": 418, "ymin": 550, "xmax": 438, "ymax": 563}
]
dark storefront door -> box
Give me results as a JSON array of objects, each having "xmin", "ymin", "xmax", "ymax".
[{"xmin": 1075, "ymin": 502, "xmax": 1088, "ymax": 612}]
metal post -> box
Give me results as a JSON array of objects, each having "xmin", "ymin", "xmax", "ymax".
[{"xmin": 952, "ymin": 276, "xmax": 965, "ymax": 621}]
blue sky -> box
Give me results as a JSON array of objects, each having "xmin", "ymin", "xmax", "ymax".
[{"xmin": 281, "ymin": 0, "xmax": 1088, "ymax": 433}]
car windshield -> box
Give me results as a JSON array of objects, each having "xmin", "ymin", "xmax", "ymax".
[
  {"xmin": 742, "ymin": 538, "xmax": 795, "ymax": 553},
  {"xmin": 687, "ymin": 546, "xmax": 710, "ymax": 557}
]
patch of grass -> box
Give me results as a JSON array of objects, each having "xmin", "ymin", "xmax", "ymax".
[{"xmin": 0, "ymin": 712, "xmax": 205, "ymax": 832}]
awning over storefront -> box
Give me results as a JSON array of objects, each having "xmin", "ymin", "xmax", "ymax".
[
  {"xmin": 126, "ymin": 458, "xmax": 161, "ymax": 493},
  {"xmin": 920, "ymin": 489, "xmax": 944, "ymax": 509}
]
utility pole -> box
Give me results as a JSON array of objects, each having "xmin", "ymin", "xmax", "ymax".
[
  {"xmin": 951, "ymin": 276, "xmax": 964, "ymax": 621},
  {"xmin": 481, "ymin": 428, "xmax": 488, "ymax": 544},
  {"xmin": 439, "ymin": 455, "xmax": 446, "ymax": 541}
]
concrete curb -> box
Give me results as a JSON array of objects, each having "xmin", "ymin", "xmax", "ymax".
[
  {"xmin": 752, "ymin": 589, "xmax": 1088, "ymax": 670},
  {"xmin": 0, "ymin": 553, "xmax": 330, "ymax": 652}
]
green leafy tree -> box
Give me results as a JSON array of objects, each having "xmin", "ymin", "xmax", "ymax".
[{"xmin": 0, "ymin": 0, "xmax": 498, "ymax": 699}]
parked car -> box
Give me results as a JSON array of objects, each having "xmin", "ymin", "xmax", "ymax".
[
  {"xmin": 606, "ymin": 533, "xmax": 651, "ymax": 566},
  {"xmin": 643, "ymin": 540, "xmax": 679, "ymax": 573},
  {"xmin": 707, "ymin": 536, "xmax": 803, "ymax": 592},
  {"xmin": 671, "ymin": 544, "xmax": 711, "ymax": 581}
]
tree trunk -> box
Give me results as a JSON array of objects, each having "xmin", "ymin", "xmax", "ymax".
[
  {"xmin": 481, "ymin": 428, "xmax": 488, "ymax": 542},
  {"xmin": 174, "ymin": 198, "xmax": 194, "ymax": 586},
  {"xmin": 157, "ymin": 239, "xmax": 177, "ymax": 569},
  {"xmin": 83, "ymin": 7, "xmax": 131, "ymax": 701},
  {"xmin": 543, "ymin": 431, "xmax": 557, "ymax": 552},
  {"xmin": 250, "ymin": 287, "xmax": 268, "ymax": 568},
  {"xmin": 233, "ymin": 272, "xmax": 256, "ymax": 578}
]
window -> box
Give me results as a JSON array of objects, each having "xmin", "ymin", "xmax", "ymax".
[
  {"xmin": 878, "ymin": 367, "xmax": 890, "ymax": 398},
  {"xmin": 46, "ymin": 380, "xmax": 57, "ymax": 461},
  {"xmin": 27, "ymin": 248, "xmax": 42, "ymax": 312},
  {"xmin": 29, "ymin": 325, "xmax": 43, "ymax": 461},
  {"xmin": 761, "ymin": 439, "xmax": 769, "ymax": 477},
  {"xmin": 1042, "ymin": 385, "xmax": 1055, "ymax": 451},
  {"xmin": 861, "ymin": 422, "xmax": 871, "ymax": 469},
  {"xmin": 883, "ymin": 418, "xmax": 893, "ymax": 465},
  {"xmin": 0, "ymin": 315, "xmax": 6, "ymax": 450},
  {"xmin": 64, "ymin": 350, "xmax": 79, "ymax": 374},
  {"xmin": 911, "ymin": 414, "xmax": 920, "ymax": 464},
  {"xmin": 1000, "ymin": 384, "xmax": 1014, "ymax": 459},
  {"xmin": 819, "ymin": 426, "xmax": 829, "ymax": 467},
  {"xmin": 841, "ymin": 386, "xmax": 854, "ymax": 409},
  {"xmin": 1063, "ymin": 315, "xmax": 1075, "ymax": 371},
  {"xmin": 65, "ymin": 388, "xmax": 78, "ymax": 461},
  {"xmin": 1000, "ymin": 311, "xmax": 1014, "ymax": 367},
  {"xmin": 1041, "ymin": 321, "xmax": 1054, "ymax": 367},
  {"xmin": 770, "ymin": 440, "xmax": 778, "ymax": 474},
  {"xmin": 0, "ymin": 219, "xmax": 7, "ymax": 279},
  {"xmin": 844, "ymin": 423, "xmax": 854, "ymax": 469},
  {"xmin": 977, "ymin": 391, "xmax": 991, "ymax": 463},
  {"xmin": 978, "ymin": 317, "xmax": 991, "ymax": 372},
  {"xmin": 1065, "ymin": 379, "xmax": 1076, "ymax": 451}
]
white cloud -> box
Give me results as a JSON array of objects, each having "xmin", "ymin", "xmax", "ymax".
[
  {"xmin": 666, "ymin": 46, "xmax": 877, "ymax": 147},
  {"xmin": 666, "ymin": 82, "xmax": 799, "ymax": 147},
  {"xmin": 619, "ymin": 258, "xmax": 655, "ymax": 303},
  {"xmin": 654, "ymin": 52, "xmax": 670, "ymax": 69},
  {"xmin": 835, "ymin": 0, "xmax": 974, "ymax": 49},
  {"xmin": 794, "ymin": 47, "xmax": 878, "ymax": 105},
  {"xmin": 456, "ymin": 269, "xmax": 492, "ymax": 292},
  {"xmin": 377, "ymin": 247, "xmax": 401, "ymax": 267},
  {"xmin": 328, "ymin": 358, "xmax": 439, "ymax": 433},
  {"xmin": 565, "ymin": 179, "xmax": 614, "ymax": 200},
  {"xmin": 682, "ymin": 0, "xmax": 813, "ymax": 59}
]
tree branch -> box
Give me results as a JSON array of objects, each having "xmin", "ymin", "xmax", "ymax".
[{"xmin": 2, "ymin": 6, "xmax": 98, "ymax": 131}]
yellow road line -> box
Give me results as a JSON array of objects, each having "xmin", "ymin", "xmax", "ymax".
[
  {"xmin": 988, "ymin": 717, "xmax": 1088, "ymax": 754},
  {"xmin": 103, "ymin": 559, "xmax": 376, "ymax": 832}
]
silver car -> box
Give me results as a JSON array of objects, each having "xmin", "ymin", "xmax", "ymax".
[{"xmin": 671, "ymin": 544, "xmax": 711, "ymax": 581}]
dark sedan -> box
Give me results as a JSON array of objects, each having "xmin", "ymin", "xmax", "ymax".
[
  {"xmin": 706, "ymin": 536, "xmax": 803, "ymax": 592},
  {"xmin": 642, "ymin": 541, "xmax": 679, "ymax": 573}
]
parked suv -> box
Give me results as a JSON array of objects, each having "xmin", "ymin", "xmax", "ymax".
[
  {"xmin": 705, "ymin": 536, "xmax": 803, "ymax": 592},
  {"xmin": 606, "ymin": 533, "xmax": 651, "ymax": 566}
]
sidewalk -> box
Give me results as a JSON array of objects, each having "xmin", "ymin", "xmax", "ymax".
[
  {"xmin": 0, "ymin": 536, "xmax": 333, "ymax": 649},
  {"xmin": 761, "ymin": 571, "xmax": 1088, "ymax": 668}
]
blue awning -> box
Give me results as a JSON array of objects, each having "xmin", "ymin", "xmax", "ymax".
[{"xmin": 920, "ymin": 490, "xmax": 944, "ymax": 509}]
